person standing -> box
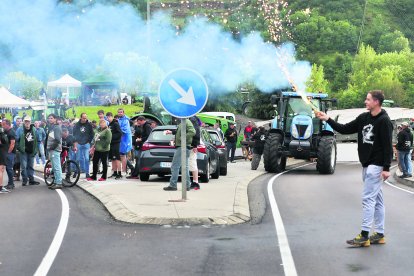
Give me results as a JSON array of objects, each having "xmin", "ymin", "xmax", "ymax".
[
  {"xmin": 73, "ymin": 113, "xmax": 94, "ymax": 178},
  {"xmin": 15, "ymin": 117, "xmax": 39, "ymax": 186},
  {"xmin": 317, "ymin": 90, "xmax": 393, "ymax": 247},
  {"xmin": 97, "ymin": 110, "xmax": 109, "ymax": 125},
  {"xmin": 87, "ymin": 120, "xmax": 112, "ymax": 181},
  {"xmin": 107, "ymin": 112, "xmax": 122, "ymax": 179},
  {"xmin": 46, "ymin": 114, "xmax": 63, "ymax": 190},
  {"xmin": 13, "ymin": 116, "xmax": 22, "ymax": 181},
  {"xmin": 128, "ymin": 116, "xmax": 152, "ymax": 179},
  {"xmin": 2, "ymin": 119, "xmax": 16, "ymax": 190},
  {"xmin": 0, "ymin": 123, "xmax": 10, "ymax": 193},
  {"xmin": 189, "ymin": 116, "xmax": 201, "ymax": 190},
  {"xmin": 35, "ymin": 121, "xmax": 47, "ymax": 165},
  {"xmin": 117, "ymin": 108, "xmax": 132, "ymax": 177},
  {"xmin": 225, "ymin": 122, "xmax": 238, "ymax": 163},
  {"xmin": 251, "ymin": 126, "xmax": 267, "ymax": 170},
  {"xmin": 396, "ymin": 122, "xmax": 413, "ymax": 178},
  {"xmin": 214, "ymin": 123, "xmax": 224, "ymax": 140},
  {"xmin": 163, "ymin": 119, "xmax": 196, "ymax": 191}
]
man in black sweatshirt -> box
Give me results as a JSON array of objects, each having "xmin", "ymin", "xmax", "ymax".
[
  {"xmin": 317, "ymin": 90, "xmax": 393, "ymax": 247},
  {"xmin": 73, "ymin": 113, "xmax": 94, "ymax": 178},
  {"xmin": 224, "ymin": 123, "xmax": 238, "ymax": 163},
  {"xmin": 106, "ymin": 112, "xmax": 122, "ymax": 179},
  {"xmin": 396, "ymin": 122, "xmax": 413, "ymax": 178}
]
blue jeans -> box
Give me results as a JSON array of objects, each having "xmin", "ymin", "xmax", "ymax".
[
  {"xmin": 77, "ymin": 143, "xmax": 90, "ymax": 175},
  {"xmin": 398, "ymin": 150, "xmax": 410, "ymax": 175},
  {"xmin": 169, "ymin": 147, "xmax": 191, "ymax": 188},
  {"xmin": 36, "ymin": 143, "xmax": 46, "ymax": 164},
  {"xmin": 362, "ymin": 165, "xmax": 385, "ymax": 234},
  {"xmin": 20, "ymin": 152, "xmax": 35, "ymax": 183},
  {"xmin": 50, "ymin": 150, "xmax": 62, "ymax": 185},
  {"xmin": 6, "ymin": 152, "xmax": 15, "ymax": 186},
  {"xmin": 69, "ymin": 149, "xmax": 77, "ymax": 171},
  {"xmin": 408, "ymin": 150, "xmax": 413, "ymax": 175}
]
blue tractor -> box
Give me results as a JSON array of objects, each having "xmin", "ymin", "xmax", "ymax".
[{"xmin": 263, "ymin": 91, "xmax": 337, "ymax": 174}]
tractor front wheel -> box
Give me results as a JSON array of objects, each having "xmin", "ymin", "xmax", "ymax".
[
  {"xmin": 316, "ymin": 136, "xmax": 337, "ymax": 174},
  {"xmin": 263, "ymin": 133, "xmax": 285, "ymax": 173}
]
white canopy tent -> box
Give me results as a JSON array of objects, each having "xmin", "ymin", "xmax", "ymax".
[
  {"xmin": 47, "ymin": 74, "xmax": 81, "ymax": 104},
  {"xmin": 0, "ymin": 87, "xmax": 31, "ymax": 108}
]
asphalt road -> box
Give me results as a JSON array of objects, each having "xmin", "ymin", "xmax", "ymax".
[{"xmin": 1, "ymin": 162, "xmax": 413, "ymax": 276}]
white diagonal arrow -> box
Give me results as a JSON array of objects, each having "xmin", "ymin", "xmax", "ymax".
[{"xmin": 168, "ymin": 79, "xmax": 197, "ymax": 106}]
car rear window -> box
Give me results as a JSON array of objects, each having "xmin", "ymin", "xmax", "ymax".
[
  {"xmin": 209, "ymin": 132, "xmax": 221, "ymax": 142},
  {"xmin": 149, "ymin": 130, "xmax": 174, "ymax": 142}
]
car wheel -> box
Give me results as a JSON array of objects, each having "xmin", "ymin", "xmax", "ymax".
[
  {"xmin": 200, "ymin": 161, "xmax": 210, "ymax": 183},
  {"xmin": 211, "ymin": 159, "xmax": 220, "ymax": 179},
  {"xmin": 140, "ymin": 173, "xmax": 150, "ymax": 181}
]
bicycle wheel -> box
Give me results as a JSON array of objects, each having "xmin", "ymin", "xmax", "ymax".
[
  {"xmin": 62, "ymin": 160, "xmax": 80, "ymax": 187},
  {"xmin": 43, "ymin": 160, "xmax": 55, "ymax": 186}
]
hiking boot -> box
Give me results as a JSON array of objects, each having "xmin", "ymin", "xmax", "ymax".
[
  {"xmin": 369, "ymin": 232, "xmax": 386, "ymax": 244},
  {"xmin": 163, "ymin": 186, "xmax": 177, "ymax": 191},
  {"xmin": 346, "ymin": 234, "xmax": 370, "ymax": 247}
]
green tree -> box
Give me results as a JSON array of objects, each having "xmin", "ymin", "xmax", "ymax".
[
  {"xmin": 378, "ymin": 30, "xmax": 410, "ymax": 53},
  {"xmin": 306, "ymin": 64, "xmax": 329, "ymax": 93},
  {"xmin": 1, "ymin": 72, "xmax": 43, "ymax": 100}
]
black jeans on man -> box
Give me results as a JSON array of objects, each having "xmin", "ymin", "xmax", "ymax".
[
  {"xmin": 227, "ymin": 141, "xmax": 237, "ymax": 162},
  {"xmin": 92, "ymin": 151, "xmax": 109, "ymax": 179}
]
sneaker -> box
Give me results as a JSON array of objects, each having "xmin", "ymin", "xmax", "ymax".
[
  {"xmin": 231, "ymin": 160, "xmax": 236, "ymax": 163},
  {"xmin": 98, "ymin": 178, "xmax": 106, "ymax": 181},
  {"xmin": 126, "ymin": 175, "xmax": 139, "ymax": 179},
  {"xmin": 86, "ymin": 177, "xmax": 96, "ymax": 181},
  {"xmin": 86, "ymin": 174, "xmax": 91, "ymax": 178},
  {"xmin": 22, "ymin": 182, "xmax": 27, "ymax": 186},
  {"xmin": 115, "ymin": 173, "xmax": 123, "ymax": 180},
  {"xmin": 49, "ymin": 184, "xmax": 62, "ymax": 190},
  {"xmin": 163, "ymin": 186, "xmax": 177, "ymax": 191},
  {"xmin": 29, "ymin": 181, "xmax": 40, "ymax": 185},
  {"xmin": 190, "ymin": 182, "xmax": 200, "ymax": 190},
  {"xmin": 109, "ymin": 173, "xmax": 117, "ymax": 178},
  {"xmin": 399, "ymin": 174, "xmax": 409, "ymax": 178},
  {"xmin": 0, "ymin": 187, "xmax": 10, "ymax": 193},
  {"xmin": 5, "ymin": 185, "xmax": 14, "ymax": 190},
  {"xmin": 346, "ymin": 234, "xmax": 370, "ymax": 247},
  {"xmin": 369, "ymin": 232, "xmax": 386, "ymax": 244}
]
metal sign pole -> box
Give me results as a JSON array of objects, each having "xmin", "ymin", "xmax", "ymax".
[{"xmin": 181, "ymin": 118, "xmax": 187, "ymax": 200}]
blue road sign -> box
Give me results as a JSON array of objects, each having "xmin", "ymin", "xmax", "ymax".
[{"xmin": 159, "ymin": 68, "xmax": 209, "ymax": 118}]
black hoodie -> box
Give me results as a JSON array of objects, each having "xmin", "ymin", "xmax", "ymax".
[
  {"xmin": 396, "ymin": 127, "xmax": 413, "ymax": 151},
  {"xmin": 108, "ymin": 119, "xmax": 122, "ymax": 145},
  {"xmin": 327, "ymin": 109, "xmax": 393, "ymax": 171}
]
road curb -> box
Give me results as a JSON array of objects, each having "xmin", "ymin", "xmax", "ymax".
[
  {"xmin": 393, "ymin": 169, "xmax": 414, "ymax": 189},
  {"xmin": 35, "ymin": 159, "xmax": 306, "ymax": 226}
]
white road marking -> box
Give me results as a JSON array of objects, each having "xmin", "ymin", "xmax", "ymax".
[
  {"xmin": 267, "ymin": 163, "xmax": 310, "ymax": 276},
  {"xmin": 383, "ymin": 164, "xmax": 414, "ymax": 194},
  {"xmin": 33, "ymin": 175, "xmax": 70, "ymax": 276}
]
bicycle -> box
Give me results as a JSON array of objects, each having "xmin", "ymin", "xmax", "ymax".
[{"xmin": 44, "ymin": 148, "xmax": 80, "ymax": 187}]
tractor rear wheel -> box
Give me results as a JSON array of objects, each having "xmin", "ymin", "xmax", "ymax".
[
  {"xmin": 263, "ymin": 133, "xmax": 284, "ymax": 173},
  {"xmin": 316, "ymin": 136, "xmax": 337, "ymax": 174}
]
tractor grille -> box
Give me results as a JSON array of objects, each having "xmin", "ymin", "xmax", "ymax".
[{"xmin": 295, "ymin": 124, "xmax": 308, "ymax": 137}]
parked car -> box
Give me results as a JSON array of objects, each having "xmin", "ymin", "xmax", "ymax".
[
  {"xmin": 206, "ymin": 128, "xmax": 228, "ymax": 175},
  {"xmin": 139, "ymin": 125, "xmax": 220, "ymax": 182}
]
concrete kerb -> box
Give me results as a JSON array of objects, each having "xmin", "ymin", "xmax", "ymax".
[
  {"xmin": 34, "ymin": 159, "xmax": 307, "ymax": 226},
  {"xmin": 393, "ymin": 167, "xmax": 414, "ymax": 189}
]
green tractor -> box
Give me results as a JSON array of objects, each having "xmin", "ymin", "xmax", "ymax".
[{"xmin": 263, "ymin": 91, "xmax": 337, "ymax": 174}]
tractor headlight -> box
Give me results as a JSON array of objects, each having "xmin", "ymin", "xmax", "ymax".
[
  {"xmin": 303, "ymin": 125, "xmax": 312, "ymax": 139},
  {"xmin": 291, "ymin": 124, "xmax": 299, "ymax": 139}
]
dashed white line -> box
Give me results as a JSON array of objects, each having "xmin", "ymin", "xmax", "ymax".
[
  {"xmin": 267, "ymin": 163, "xmax": 310, "ymax": 276},
  {"xmin": 33, "ymin": 175, "xmax": 70, "ymax": 276}
]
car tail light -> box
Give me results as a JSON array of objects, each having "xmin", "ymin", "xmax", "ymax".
[
  {"xmin": 197, "ymin": 144, "xmax": 207, "ymax": 154},
  {"xmin": 141, "ymin": 167, "xmax": 151, "ymax": 171},
  {"xmin": 217, "ymin": 143, "xmax": 226, "ymax": 149}
]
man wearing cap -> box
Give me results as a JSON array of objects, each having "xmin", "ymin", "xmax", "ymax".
[
  {"xmin": 396, "ymin": 122, "xmax": 413, "ymax": 178},
  {"xmin": 225, "ymin": 122, "xmax": 238, "ymax": 163},
  {"xmin": 15, "ymin": 116, "xmax": 39, "ymax": 186}
]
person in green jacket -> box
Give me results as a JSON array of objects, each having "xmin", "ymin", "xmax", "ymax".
[
  {"xmin": 163, "ymin": 119, "xmax": 196, "ymax": 191},
  {"xmin": 87, "ymin": 120, "xmax": 112, "ymax": 181}
]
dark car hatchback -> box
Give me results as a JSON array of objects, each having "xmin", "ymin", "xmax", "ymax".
[{"xmin": 139, "ymin": 125, "xmax": 220, "ymax": 182}]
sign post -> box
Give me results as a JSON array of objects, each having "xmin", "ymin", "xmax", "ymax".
[{"xmin": 159, "ymin": 68, "xmax": 209, "ymax": 200}]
